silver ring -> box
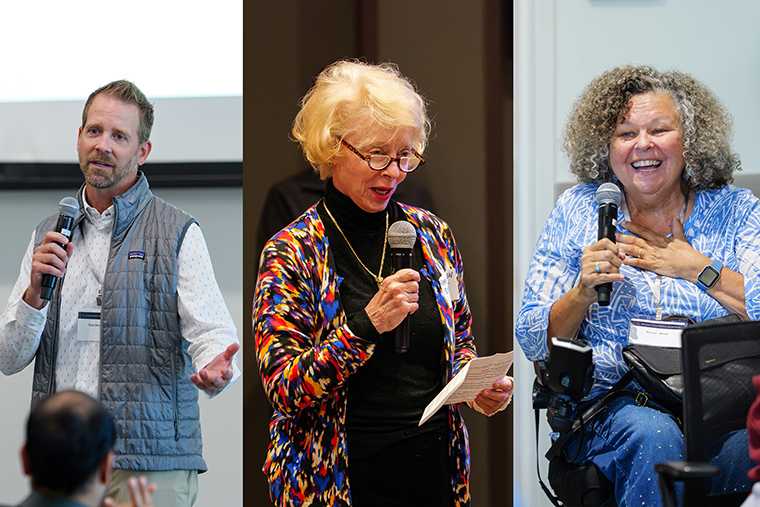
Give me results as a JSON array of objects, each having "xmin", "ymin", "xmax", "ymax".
[
  {"xmin": 595, "ymin": 261, "xmax": 600, "ymax": 274},
  {"xmin": 638, "ymin": 247, "xmax": 642, "ymax": 259}
]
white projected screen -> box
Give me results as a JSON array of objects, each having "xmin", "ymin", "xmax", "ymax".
[
  {"xmin": 0, "ymin": 1, "xmax": 242, "ymax": 102},
  {"xmin": 0, "ymin": 1, "xmax": 242, "ymax": 163}
]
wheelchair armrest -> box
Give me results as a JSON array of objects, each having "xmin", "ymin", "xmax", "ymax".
[
  {"xmin": 654, "ymin": 461, "xmax": 720, "ymax": 480},
  {"xmin": 655, "ymin": 461, "xmax": 721, "ymax": 507}
]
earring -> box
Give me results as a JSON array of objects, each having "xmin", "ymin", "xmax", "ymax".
[{"xmin": 683, "ymin": 169, "xmax": 693, "ymax": 180}]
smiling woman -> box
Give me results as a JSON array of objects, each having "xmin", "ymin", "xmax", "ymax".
[
  {"xmin": 516, "ymin": 65, "xmax": 760, "ymax": 506},
  {"xmin": 609, "ymin": 92, "xmax": 686, "ymax": 223}
]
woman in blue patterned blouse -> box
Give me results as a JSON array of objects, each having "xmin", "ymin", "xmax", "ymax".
[{"xmin": 516, "ymin": 65, "xmax": 760, "ymax": 506}]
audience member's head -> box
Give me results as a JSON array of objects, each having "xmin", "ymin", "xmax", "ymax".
[{"xmin": 23, "ymin": 390, "xmax": 116, "ymax": 496}]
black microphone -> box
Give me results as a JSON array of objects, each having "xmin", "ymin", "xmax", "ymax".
[
  {"xmin": 40, "ymin": 197, "xmax": 79, "ymax": 301},
  {"xmin": 595, "ymin": 183, "xmax": 622, "ymax": 306},
  {"xmin": 388, "ymin": 220, "xmax": 417, "ymax": 353}
]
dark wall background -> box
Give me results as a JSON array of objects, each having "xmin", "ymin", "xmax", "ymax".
[{"xmin": 244, "ymin": 1, "xmax": 513, "ymax": 505}]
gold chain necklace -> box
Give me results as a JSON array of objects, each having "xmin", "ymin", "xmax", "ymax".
[{"xmin": 323, "ymin": 201, "xmax": 388, "ymax": 288}]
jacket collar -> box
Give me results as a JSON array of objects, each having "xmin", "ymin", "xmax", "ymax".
[{"xmin": 75, "ymin": 171, "xmax": 153, "ymax": 241}]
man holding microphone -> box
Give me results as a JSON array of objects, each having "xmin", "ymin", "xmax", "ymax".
[{"xmin": 0, "ymin": 80, "xmax": 239, "ymax": 506}]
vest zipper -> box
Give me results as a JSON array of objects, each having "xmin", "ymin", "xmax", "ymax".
[
  {"xmin": 170, "ymin": 350, "xmax": 179, "ymax": 441},
  {"xmin": 48, "ymin": 221, "xmax": 84, "ymax": 397},
  {"xmin": 47, "ymin": 281, "xmax": 64, "ymax": 397},
  {"xmin": 99, "ymin": 216, "xmax": 110, "ymax": 406}
]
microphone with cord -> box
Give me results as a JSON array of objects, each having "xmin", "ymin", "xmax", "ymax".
[
  {"xmin": 388, "ymin": 220, "xmax": 417, "ymax": 353},
  {"xmin": 595, "ymin": 183, "xmax": 622, "ymax": 306},
  {"xmin": 40, "ymin": 196, "xmax": 79, "ymax": 301}
]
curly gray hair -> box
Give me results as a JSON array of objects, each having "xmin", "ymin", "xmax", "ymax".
[{"xmin": 562, "ymin": 65, "xmax": 739, "ymax": 191}]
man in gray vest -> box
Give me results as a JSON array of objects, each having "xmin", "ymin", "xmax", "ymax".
[{"xmin": 0, "ymin": 80, "xmax": 240, "ymax": 507}]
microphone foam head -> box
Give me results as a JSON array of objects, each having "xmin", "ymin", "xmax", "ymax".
[
  {"xmin": 595, "ymin": 182, "xmax": 622, "ymax": 206},
  {"xmin": 388, "ymin": 221, "xmax": 417, "ymax": 249},
  {"xmin": 58, "ymin": 196, "xmax": 79, "ymax": 217}
]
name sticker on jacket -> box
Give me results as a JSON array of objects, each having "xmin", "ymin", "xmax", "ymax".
[
  {"xmin": 446, "ymin": 268, "xmax": 460, "ymax": 301},
  {"xmin": 439, "ymin": 272, "xmax": 452, "ymax": 308},
  {"xmin": 77, "ymin": 309, "xmax": 101, "ymax": 342}
]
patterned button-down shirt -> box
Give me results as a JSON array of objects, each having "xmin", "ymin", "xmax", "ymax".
[{"xmin": 517, "ymin": 183, "xmax": 760, "ymax": 400}]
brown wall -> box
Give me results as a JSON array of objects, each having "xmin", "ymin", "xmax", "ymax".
[{"xmin": 243, "ymin": 1, "xmax": 513, "ymax": 505}]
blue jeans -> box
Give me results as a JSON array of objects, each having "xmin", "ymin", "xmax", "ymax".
[{"xmin": 567, "ymin": 396, "xmax": 753, "ymax": 507}]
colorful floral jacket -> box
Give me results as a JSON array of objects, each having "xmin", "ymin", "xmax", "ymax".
[{"xmin": 253, "ymin": 202, "xmax": 477, "ymax": 506}]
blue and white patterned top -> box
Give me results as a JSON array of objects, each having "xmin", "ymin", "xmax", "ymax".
[{"xmin": 516, "ymin": 183, "xmax": 760, "ymax": 399}]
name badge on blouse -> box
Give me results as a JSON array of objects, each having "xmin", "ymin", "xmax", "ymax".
[
  {"xmin": 628, "ymin": 318, "xmax": 687, "ymax": 348},
  {"xmin": 77, "ymin": 309, "xmax": 101, "ymax": 342}
]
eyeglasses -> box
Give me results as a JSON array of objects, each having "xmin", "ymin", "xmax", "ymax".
[{"xmin": 340, "ymin": 139, "xmax": 425, "ymax": 173}]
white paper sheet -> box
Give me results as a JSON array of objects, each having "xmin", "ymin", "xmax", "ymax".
[{"xmin": 419, "ymin": 351, "xmax": 514, "ymax": 426}]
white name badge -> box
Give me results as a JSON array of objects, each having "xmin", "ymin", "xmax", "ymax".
[
  {"xmin": 77, "ymin": 309, "xmax": 101, "ymax": 342},
  {"xmin": 628, "ymin": 318, "xmax": 687, "ymax": 348},
  {"xmin": 446, "ymin": 268, "xmax": 460, "ymax": 302},
  {"xmin": 439, "ymin": 272, "xmax": 452, "ymax": 308}
]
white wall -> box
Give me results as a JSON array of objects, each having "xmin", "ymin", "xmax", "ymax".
[
  {"xmin": 0, "ymin": 97, "xmax": 242, "ymax": 164},
  {"xmin": 514, "ymin": 1, "xmax": 760, "ymax": 505},
  {"xmin": 0, "ymin": 186, "xmax": 242, "ymax": 506},
  {"xmin": 0, "ymin": 1, "xmax": 241, "ymax": 103}
]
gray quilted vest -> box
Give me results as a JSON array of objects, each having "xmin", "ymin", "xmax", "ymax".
[{"xmin": 31, "ymin": 173, "xmax": 206, "ymax": 472}]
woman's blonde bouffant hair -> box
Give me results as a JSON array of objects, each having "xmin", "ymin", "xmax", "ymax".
[{"xmin": 292, "ymin": 59, "xmax": 431, "ymax": 180}]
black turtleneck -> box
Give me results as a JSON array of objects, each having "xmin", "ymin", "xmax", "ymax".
[{"xmin": 317, "ymin": 180, "xmax": 448, "ymax": 451}]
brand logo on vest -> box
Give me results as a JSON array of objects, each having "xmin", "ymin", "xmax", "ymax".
[{"xmin": 128, "ymin": 251, "xmax": 146, "ymax": 260}]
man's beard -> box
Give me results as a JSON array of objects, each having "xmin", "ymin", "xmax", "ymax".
[{"xmin": 79, "ymin": 150, "xmax": 138, "ymax": 189}]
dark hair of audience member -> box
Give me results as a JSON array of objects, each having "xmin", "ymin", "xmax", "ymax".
[{"xmin": 25, "ymin": 391, "xmax": 117, "ymax": 495}]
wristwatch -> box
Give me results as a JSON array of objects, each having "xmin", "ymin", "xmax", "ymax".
[{"xmin": 696, "ymin": 258, "xmax": 723, "ymax": 291}]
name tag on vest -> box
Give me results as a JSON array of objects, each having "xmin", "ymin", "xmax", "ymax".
[{"xmin": 77, "ymin": 309, "xmax": 101, "ymax": 342}]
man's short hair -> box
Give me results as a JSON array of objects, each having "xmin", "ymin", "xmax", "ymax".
[
  {"xmin": 82, "ymin": 80, "xmax": 154, "ymax": 145},
  {"xmin": 26, "ymin": 390, "xmax": 116, "ymax": 496}
]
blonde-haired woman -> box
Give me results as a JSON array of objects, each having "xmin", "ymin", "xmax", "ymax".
[{"xmin": 253, "ymin": 59, "xmax": 512, "ymax": 506}]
